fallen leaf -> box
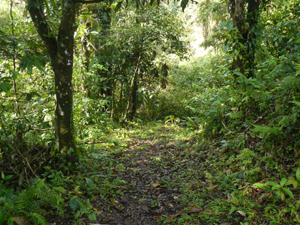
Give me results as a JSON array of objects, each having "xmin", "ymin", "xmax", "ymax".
[
  {"xmin": 207, "ymin": 185, "xmax": 218, "ymax": 190},
  {"xmin": 96, "ymin": 210, "xmax": 103, "ymax": 215},
  {"xmin": 169, "ymin": 212, "xmax": 181, "ymax": 218},
  {"xmin": 166, "ymin": 217, "xmax": 173, "ymax": 223},
  {"xmin": 237, "ymin": 210, "xmax": 246, "ymax": 216},
  {"xmin": 168, "ymin": 203, "xmax": 174, "ymax": 208},
  {"xmin": 11, "ymin": 217, "xmax": 29, "ymax": 225},
  {"xmin": 110, "ymin": 168, "xmax": 118, "ymax": 172},
  {"xmin": 173, "ymin": 196, "xmax": 179, "ymax": 200},
  {"xmin": 74, "ymin": 186, "xmax": 82, "ymax": 194},
  {"xmin": 187, "ymin": 207, "xmax": 203, "ymax": 213},
  {"xmin": 152, "ymin": 182, "xmax": 160, "ymax": 187},
  {"xmin": 206, "ymin": 193, "xmax": 214, "ymax": 199},
  {"xmin": 156, "ymin": 206, "xmax": 164, "ymax": 213},
  {"xmin": 220, "ymin": 223, "xmax": 232, "ymax": 225}
]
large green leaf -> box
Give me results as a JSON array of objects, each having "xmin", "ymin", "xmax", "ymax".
[
  {"xmin": 0, "ymin": 82, "xmax": 12, "ymax": 92},
  {"xmin": 34, "ymin": 59, "xmax": 44, "ymax": 72},
  {"xmin": 286, "ymin": 177, "xmax": 298, "ymax": 189},
  {"xmin": 253, "ymin": 183, "xmax": 271, "ymax": 191},
  {"xmin": 283, "ymin": 188, "xmax": 294, "ymax": 200},
  {"xmin": 296, "ymin": 168, "xmax": 300, "ymax": 182},
  {"xmin": 290, "ymin": 100, "xmax": 300, "ymax": 107},
  {"xmin": 69, "ymin": 197, "xmax": 79, "ymax": 211},
  {"xmin": 280, "ymin": 178, "xmax": 287, "ymax": 186}
]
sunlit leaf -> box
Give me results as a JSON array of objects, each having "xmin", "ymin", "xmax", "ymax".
[
  {"xmin": 290, "ymin": 101, "xmax": 300, "ymax": 107},
  {"xmin": 253, "ymin": 182, "xmax": 272, "ymax": 191},
  {"xmin": 296, "ymin": 168, "xmax": 300, "ymax": 182},
  {"xmin": 271, "ymin": 184, "xmax": 281, "ymax": 191},
  {"xmin": 280, "ymin": 178, "xmax": 287, "ymax": 186},
  {"xmin": 228, "ymin": 206, "xmax": 236, "ymax": 215},
  {"xmin": 230, "ymin": 194, "xmax": 238, "ymax": 205},
  {"xmin": 286, "ymin": 177, "xmax": 298, "ymax": 189},
  {"xmin": 88, "ymin": 213, "xmax": 97, "ymax": 220},
  {"xmin": 283, "ymin": 188, "xmax": 294, "ymax": 200}
]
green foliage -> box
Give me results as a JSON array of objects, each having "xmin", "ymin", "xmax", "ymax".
[
  {"xmin": 0, "ymin": 179, "xmax": 63, "ymax": 225},
  {"xmin": 253, "ymin": 168, "xmax": 300, "ymax": 202},
  {"xmin": 282, "ymin": 76, "xmax": 300, "ymax": 92},
  {"xmin": 75, "ymin": 3, "xmax": 188, "ymax": 121},
  {"xmin": 1, "ymin": 0, "xmax": 300, "ymax": 224}
]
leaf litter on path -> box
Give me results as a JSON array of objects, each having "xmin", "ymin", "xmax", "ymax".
[{"xmin": 92, "ymin": 138, "xmax": 187, "ymax": 225}]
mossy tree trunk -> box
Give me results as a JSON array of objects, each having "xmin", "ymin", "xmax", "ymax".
[
  {"xmin": 228, "ymin": 0, "xmax": 261, "ymax": 78},
  {"xmin": 160, "ymin": 63, "xmax": 169, "ymax": 89}
]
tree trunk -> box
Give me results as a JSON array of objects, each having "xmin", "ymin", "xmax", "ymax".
[
  {"xmin": 246, "ymin": 0, "xmax": 261, "ymax": 78},
  {"xmin": 228, "ymin": 0, "xmax": 261, "ymax": 78},
  {"xmin": 28, "ymin": 0, "xmax": 77, "ymax": 166},
  {"xmin": 130, "ymin": 72, "xmax": 138, "ymax": 120},
  {"xmin": 160, "ymin": 63, "xmax": 169, "ymax": 89}
]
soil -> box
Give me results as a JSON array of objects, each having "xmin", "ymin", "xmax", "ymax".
[{"xmin": 93, "ymin": 138, "xmax": 185, "ymax": 225}]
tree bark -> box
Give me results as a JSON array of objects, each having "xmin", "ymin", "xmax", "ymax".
[
  {"xmin": 228, "ymin": 0, "xmax": 261, "ymax": 78},
  {"xmin": 160, "ymin": 63, "xmax": 169, "ymax": 89},
  {"xmin": 28, "ymin": 0, "xmax": 77, "ymax": 165},
  {"xmin": 246, "ymin": 0, "xmax": 260, "ymax": 78}
]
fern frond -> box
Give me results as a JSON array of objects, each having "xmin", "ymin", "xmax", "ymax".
[
  {"xmin": 30, "ymin": 212, "xmax": 47, "ymax": 225},
  {"xmin": 227, "ymin": 111, "xmax": 243, "ymax": 119},
  {"xmin": 16, "ymin": 188, "xmax": 39, "ymax": 213},
  {"xmin": 282, "ymin": 76, "xmax": 300, "ymax": 91}
]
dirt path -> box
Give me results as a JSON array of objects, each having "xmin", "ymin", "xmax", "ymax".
[{"xmin": 94, "ymin": 136, "xmax": 188, "ymax": 225}]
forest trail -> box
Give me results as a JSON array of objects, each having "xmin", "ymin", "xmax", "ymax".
[{"xmin": 89, "ymin": 125, "xmax": 200, "ymax": 225}]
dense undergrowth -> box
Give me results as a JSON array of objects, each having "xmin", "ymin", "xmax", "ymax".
[{"xmin": 1, "ymin": 0, "xmax": 300, "ymax": 224}]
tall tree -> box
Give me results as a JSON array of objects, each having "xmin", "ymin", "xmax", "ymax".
[
  {"xmin": 27, "ymin": 0, "xmax": 104, "ymax": 167},
  {"xmin": 227, "ymin": 0, "xmax": 261, "ymax": 78}
]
